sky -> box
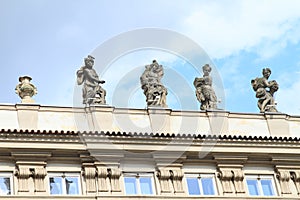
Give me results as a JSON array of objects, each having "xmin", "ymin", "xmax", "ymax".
[{"xmin": 1, "ymin": 0, "xmax": 300, "ymax": 115}]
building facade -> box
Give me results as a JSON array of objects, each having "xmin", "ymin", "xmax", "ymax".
[{"xmin": 0, "ymin": 103, "xmax": 300, "ymax": 199}]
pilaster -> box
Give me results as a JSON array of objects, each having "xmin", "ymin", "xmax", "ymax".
[
  {"xmin": 215, "ymin": 155, "xmax": 247, "ymax": 196},
  {"xmin": 15, "ymin": 165, "xmax": 31, "ymax": 195},
  {"xmin": 12, "ymin": 152, "xmax": 50, "ymax": 195},
  {"xmin": 156, "ymin": 169, "xmax": 172, "ymax": 194},
  {"xmin": 82, "ymin": 164, "xmax": 97, "ymax": 195},
  {"xmin": 291, "ymin": 170, "xmax": 300, "ymax": 195},
  {"xmin": 15, "ymin": 104, "xmax": 40, "ymax": 130}
]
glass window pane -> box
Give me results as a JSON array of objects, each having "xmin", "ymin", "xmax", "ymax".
[
  {"xmin": 65, "ymin": 177, "xmax": 80, "ymax": 195},
  {"xmin": 201, "ymin": 177, "xmax": 215, "ymax": 195},
  {"xmin": 139, "ymin": 177, "xmax": 153, "ymax": 195},
  {"xmin": 0, "ymin": 177, "xmax": 11, "ymax": 195},
  {"xmin": 50, "ymin": 177, "xmax": 63, "ymax": 195},
  {"xmin": 187, "ymin": 178, "xmax": 200, "ymax": 195},
  {"xmin": 261, "ymin": 179, "xmax": 275, "ymax": 196},
  {"xmin": 124, "ymin": 177, "xmax": 137, "ymax": 194},
  {"xmin": 247, "ymin": 179, "xmax": 259, "ymax": 196}
]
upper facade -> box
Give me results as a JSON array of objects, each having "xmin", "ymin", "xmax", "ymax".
[
  {"xmin": 1, "ymin": 59, "xmax": 299, "ymax": 199},
  {"xmin": 1, "ymin": 103, "xmax": 299, "ymax": 137}
]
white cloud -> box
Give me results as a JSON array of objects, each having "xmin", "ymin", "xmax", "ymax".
[
  {"xmin": 182, "ymin": 0, "xmax": 300, "ymax": 59},
  {"xmin": 276, "ymin": 77, "xmax": 300, "ymax": 115},
  {"xmin": 94, "ymin": 49, "xmax": 179, "ymax": 107}
]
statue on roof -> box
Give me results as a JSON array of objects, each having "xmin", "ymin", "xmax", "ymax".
[
  {"xmin": 140, "ymin": 60, "xmax": 168, "ymax": 107},
  {"xmin": 251, "ymin": 68, "xmax": 279, "ymax": 112},
  {"xmin": 194, "ymin": 64, "xmax": 218, "ymax": 110},
  {"xmin": 77, "ymin": 55, "xmax": 106, "ymax": 105},
  {"xmin": 15, "ymin": 76, "xmax": 37, "ymax": 103}
]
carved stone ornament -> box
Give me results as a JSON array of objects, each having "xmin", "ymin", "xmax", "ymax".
[
  {"xmin": 156, "ymin": 169, "xmax": 172, "ymax": 193},
  {"xmin": 109, "ymin": 168, "xmax": 121, "ymax": 192},
  {"xmin": 276, "ymin": 169, "xmax": 292, "ymax": 194},
  {"xmin": 170, "ymin": 169, "xmax": 184, "ymax": 193},
  {"xmin": 291, "ymin": 170, "xmax": 300, "ymax": 194},
  {"xmin": 194, "ymin": 64, "xmax": 218, "ymax": 110},
  {"xmin": 77, "ymin": 55, "xmax": 106, "ymax": 105},
  {"xmin": 15, "ymin": 166, "xmax": 31, "ymax": 192},
  {"xmin": 218, "ymin": 169, "xmax": 234, "ymax": 194},
  {"xmin": 83, "ymin": 167, "xmax": 97, "ymax": 193},
  {"xmin": 15, "ymin": 76, "xmax": 37, "ymax": 103},
  {"xmin": 140, "ymin": 60, "xmax": 168, "ymax": 107},
  {"xmin": 232, "ymin": 169, "xmax": 245, "ymax": 193},
  {"xmin": 97, "ymin": 167, "xmax": 109, "ymax": 192},
  {"xmin": 33, "ymin": 167, "xmax": 47, "ymax": 192},
  {"xmin": 251, "ymin": 68, "xmax": 279, "ymax": 112}
]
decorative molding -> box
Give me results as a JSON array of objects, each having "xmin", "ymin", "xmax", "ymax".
[
  {"xmin": 217, "ymin": 169, "xmax": 234, "ymax": 194},
  {"xmin": 15, "ymin": 166, "xmax": 31, "ymax": 193},
  {"xmin": 276, "ymin": 169, "xmax": 292, "ymax": 194},
  {"xmin": 33, "ymin": 166, "xmax": 47, "ymax": 192},
  {"xmin": 170, "ymin": 169, "xmax": 184, "ymax": 193},
  {"xmin": 83, "ymin": 166, "xmax": 97, "ymax": 193},
  {"xmin": 157, "ymin": 169, "xmax": 172, "ymax": 193},
  {"xmin": 291, "ymin": 170, "xmax": 300, "ymax": 195},
  {"xmin": 109, "ymin": 168, "xmax": 121, "ymax": 192},
  {"xmin": 97, "ymin": 166, "xmax": 109, "ymax": 192},
  {"xmin": 232, "ymin": 169, "xmax": 245, "ymax": 193}
]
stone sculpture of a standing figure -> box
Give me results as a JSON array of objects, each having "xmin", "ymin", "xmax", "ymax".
[
  {"xmin": 140, "ymin": 60, "xmax": 168, "ymax": 107},
  {"xmin": 193, "ymin": 64, "xmax": 218, "ymax": 110},
  {"xmin": 77, "ymin": 55, "xmax": 106, "ymax": 105},
  {"xmin": 251, "ymin": 68, "xmax": 278, "ymax": 112}
]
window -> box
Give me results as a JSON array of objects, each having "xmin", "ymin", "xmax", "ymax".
[
  {"xmin": 186, "ymin": 174, "xmax": 216, "ymax": 195},
  {"xmin": 49, "ymin": 173, "xmax": 81, "ymax": 195},
  {"xmin": 0, "ymin": 174, "xmax": 12, "ymax": 195},
  {"xmin": 246, "ymin": 175, "xmax": 276, "ymax": 196},
  {"xmin": 124, "ymin": 173, "xmax": 154, "ymax": 195}
]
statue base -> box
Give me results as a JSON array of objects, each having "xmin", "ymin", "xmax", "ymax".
[
  {"xmin": 21, "ymin": 97, "xmax": 35, "ymax": 104},
  {"xmin": 147, "ymin": 105, "xmax": 169, "ymax": 110}
]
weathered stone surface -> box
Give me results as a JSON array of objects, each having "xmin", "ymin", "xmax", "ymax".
[
  {"xmin": 194, "ymin": 64, "xmax": 218, "ymax": 110},
  {"xmin": 15, "ymin": 76, "xmax": 37, "ymax": 103},
  {"xmin": 251, "ymin": 68, "xmax": 279, "ymax": 112},
  {"xmin": 77, "ymin": 55, "xmax": 106, "ymax": 105},
  {"xmin": 140, "ymin": 60, "xmax": 168, "ymax": 107}
]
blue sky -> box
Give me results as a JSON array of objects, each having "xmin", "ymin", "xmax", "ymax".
[{"xmin": 1, "ymin": 0, "xmax": 300, "ymax": 114}]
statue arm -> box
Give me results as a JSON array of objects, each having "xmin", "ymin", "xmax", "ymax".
[
  {"xmin": 76, "ymin": 67, "xmax": 85, "ymax": 85},
  {"xmin": 193, "ymin": 77, "xmax": 204, "ymax": 88},
  {"xmin": 83, "ymin": 68, "xmax": 105, "ymax": 84},
  {"xmin": 263, "ymin": 78, "xmax": 275, "ymax": 88}
]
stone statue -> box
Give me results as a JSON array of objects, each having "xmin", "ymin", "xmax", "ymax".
[
  {"xmin": 15, "ymin": 76, "xmax": 37, "ymax": 103},
  {"xmin": 251, "ymin": 68, "xmax": 279, "ymax": 112},
  {"xmin": 140, "ymin": 60, "xmax": 168, "ymax": 107},
  {"xmin": 193, "ymin": 64, "xmax": 218, "ymax": 110},
  {"xmin": 77, "ymin": 55, "xmax": 106, "ymax": 105}
]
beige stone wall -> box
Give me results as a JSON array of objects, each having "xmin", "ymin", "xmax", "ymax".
[
  {"xmin": 1, "ymin": 104, "xmax": 299, "ymax": 137},
  {"xmin": 0, "ymin": 130, "xmax": 299, "ymax": 199}
]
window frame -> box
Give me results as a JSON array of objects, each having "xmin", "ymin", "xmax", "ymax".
[
  {"xmin": 0, "ymin": 172, "xmax": 13, "ymax": 195},
  {"xmin": 123, "ymin": 172, "xmax": 155, "ymax": 195},
  {"xmin": 245, "ymin": 174, "xmax": 277, "ymax": 196},
  {"xmin": 48, "ymin": 172, "xmax": 82, "ymax": 195},
  {"xmin": 185, "ymin": 173, "xmax": 217, "ymax": 196}
]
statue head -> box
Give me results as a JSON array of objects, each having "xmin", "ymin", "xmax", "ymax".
[
  {"xmin": 202, "ymin": 64, "xmax": 212, "ymax": 76},
  {"xmin": 262, "ymin": 68, "xmax": 271, "ymax": 79},
  {"xmin": 84, "ymin": 55, "xmax": 95, "ymax": 68},
  {"xmin": 151, "ymin": 59, "xmax": 161, "ymax": 73}
]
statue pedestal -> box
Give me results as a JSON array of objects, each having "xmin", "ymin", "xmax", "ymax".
[
  {"xmin": 147, "ymin": 106, "xmax": 169, "ymax": 110},
  {"xmin": 147, "ymin": 107, "xmax": 171, "ymax": 133},
  {"xmin": 21, "ymin": 97, "xmax": 35, "ymax": 103}
]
